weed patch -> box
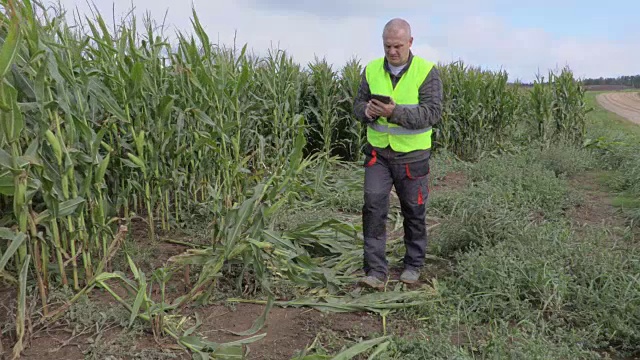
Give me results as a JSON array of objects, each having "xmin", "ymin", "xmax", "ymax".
[
  {"xmin": 428, "ymin": 145, "xmax": 586, "ymax": 257},
  {"xmin": 584, "ymin": 92, "xmax": 640, "ymax": 226},
  {"xmin": 447, "ymin": 223, "xmax": 640, "ymax": 356}
]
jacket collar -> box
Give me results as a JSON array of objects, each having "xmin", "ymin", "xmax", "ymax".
[{"xmin": 383, "ymin": 51, "xmax": 414, "ymax": 76}]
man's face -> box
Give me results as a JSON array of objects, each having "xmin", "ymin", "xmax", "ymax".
[{"xmin": 383, "ymin": 30, "xmax": 413, "ymax": 66}]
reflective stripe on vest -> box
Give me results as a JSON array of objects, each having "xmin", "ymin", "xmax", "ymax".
[
  {"xmin": 368, "ymin": 123, "xmax": 432, "ymax": 135},
  {"xmin": 365, "ymin": 56, "xmax": 435, "ymax": 152}
]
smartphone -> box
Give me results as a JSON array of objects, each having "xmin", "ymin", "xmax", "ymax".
[{"xmin": 370, "ymin": 94, "xmax": 392, "ymax": 104}]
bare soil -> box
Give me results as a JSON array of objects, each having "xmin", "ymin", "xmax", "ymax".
[
  {"xmin": 0, "ymin": 285, "xmax": 16, "ymax": 360},
  {"xmin": 431, "ymin": 171, "xmax": 467, "ymax": 192},
  {"xmin": 0, "ymin": 233, "xmax": 382, "ymax": 360},
  {"xmin": 596, "ymin": 91, "xmax": 640, "ymax": 125},
  {"xmin": 0, "ymin": 168, "xmax": 529, "ymax": 360},
  {"xmin": 198, "ymin": 304, "xmax": 382, "ymax": 360},
  {"xmin": 13, "ymin": 305, "xmax": 383, "ymax": 360},
  {"xmin": 1, "ymin": 214, "xmax": 421, "ymax": 360},
  {"xmin": 567, "ymin": 171, "xmax": 625, "ymax": 229},
  {"xmin": 18, "ymin": 326, "xmax": 184, "ymax": 360},
  {"xmin": 8, "ymin": 166, "xmax": 631, "ymax": 360}
]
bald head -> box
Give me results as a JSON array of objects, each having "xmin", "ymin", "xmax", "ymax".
[
  {"xmin": 383, "ymin": 18, "xmax": 412, "ymax": 40},
  {"xmin": 381, "ymin": 18, "xmax": 413, "ymax": 66}
]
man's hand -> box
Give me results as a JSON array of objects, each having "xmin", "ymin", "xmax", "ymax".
[
  {"xmin": 368, "ymin": 98, "xmax": 396, "ymax": 118},
  {"xmin": 365, "ymin": 103, "xmax": 376, "ymax": 119}
]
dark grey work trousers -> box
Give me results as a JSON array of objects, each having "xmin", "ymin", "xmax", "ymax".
[{"xmin": 362, "ymin": 149, "xmax": 430, "ymax": 280}]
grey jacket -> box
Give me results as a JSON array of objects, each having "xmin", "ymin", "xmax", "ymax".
[{"xmin": 353, "ymin": 52, "xmax": 443, "ymax": 164}]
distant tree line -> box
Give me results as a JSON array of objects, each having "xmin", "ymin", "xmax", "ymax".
[{"xmin": 581, "ymin": 75, "xmax": 640, "ymax": 88}]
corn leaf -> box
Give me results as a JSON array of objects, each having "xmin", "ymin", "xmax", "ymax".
[
  {"xmin": 291, "ymin": 355, "xmax": 332, "ymax": 360},
  {"xmin": 182, "ymin": 312, "xmax": 203, "ymax": 338},
  {"xmin": 0, "ymin": 227, "xmax": 17, "ymax": 240},
  {"xmin": 94, "ymin": 272, "xmax": 125, "ymax": 283},
  {"xmin": 228, "ymin": 289, "xmax": 434, "ymax": 315},
  {"xmin": 129, "ymin": 271, "xmax": 147, "ymax": 327},
  {"xmin": 0, "ymin": 12, "xmax": 21, "ymax": 80},
  {"xmin": 0, "ymin": 231, "xmax": 26, "ymax": 273},
  {"xmin": 367, "ymin": 340, "xmax": 391, "ymax": 360},
  {"xmin": 87, "ymin": 78, "xmax": 128, "ymax": 122},
  {"xmin": 12, "ymin": 70, "xmax": 35, "ymax": 101},
  {"xmin": 57, "ymin": 197, "xmax": 85, "ymax": 217},
  {"xmin": 331, "ymin": 336, "xmax": 390, "ymax": 360},
  {"xmin": 0, "ymin": 149, "xmax": 12, "ymax": 169},
  {"xmin": 180, "ymin": 333, "xmax": 266, "ymax": 359},
  {"xmin": 0, "ymin": 270, "xmax": 17, "ymax": 284},
  {"xmin": 0, "ymin": 83, "xmax": 24, "ymax": 144},
  {"xmin": 223, "ymin": 295, "xmax": 274, "ymax": 336},
  {"xmin": 0, "ymin": 171, "xmax": 13, "ymax": 195}
]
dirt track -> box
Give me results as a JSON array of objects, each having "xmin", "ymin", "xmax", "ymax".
[{"xmin": 596, "ymin": 91, "xmax": 640, "ymax": 125}]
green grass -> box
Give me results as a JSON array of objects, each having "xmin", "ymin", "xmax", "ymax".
[
  {"xmin": 584, "ymin": 91, "xmax": 640, "ymax": 142},
  {"xmin": 224, "ymin": 91, "xmax": 639, "ymax": 359},
  {"xmin": 583, "ymin": 91, "xmax": 640, "ymax": 225},
  {"xmin": 427, "ymin": 142, "xmax": 590, "ymax": 258},
  {"xmin": 9, "ymin": 92, "xmax": 635, "ymax": 359},
  {"xmin": 375, "ymin": 95, "xmax": 640, "ymax": 359},
  {"xmin": 612, "ymin": 195, "xmax": 640, "ymax": 209},
  {"xmin": 253, "ymin": 95, "xmax": 640, "ymax": 358}
]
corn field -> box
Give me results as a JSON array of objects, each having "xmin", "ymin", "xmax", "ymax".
[{"xmin": 0, "ymin": 0, "xmax": 588, "ymax": 357}]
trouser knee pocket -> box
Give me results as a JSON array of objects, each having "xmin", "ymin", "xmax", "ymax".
[{"xmin": 402, "ymin": 159, "xmax": 430, "ymax": 206}]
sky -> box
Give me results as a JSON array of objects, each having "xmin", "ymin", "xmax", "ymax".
[{"xmin": 47, "ymin": 0, "xmax": 640, "ymax": 82}]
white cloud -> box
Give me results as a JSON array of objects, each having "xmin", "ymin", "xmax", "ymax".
[
  {"xmin": 435, "ymin": 14, "xmax": 640, "ymax": 81},
  {"xmin": 49, "ymin": 0, "xmax": 640, "ymax": 82},
  {"xmin": 238, "ymin": 0, "xmax": 486, "ymax": 18}
]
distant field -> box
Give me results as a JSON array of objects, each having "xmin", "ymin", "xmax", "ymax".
[
  {"xmin": 585, "ymin": 84, "xmax": 635, "ymax": 91},
  {"xmin": 511, "ymin": 84, "xmax": 635, "ymax": 92},
  {"xmin": 596, "ymin": 91, "xmax": 640, "ymax": 125}
]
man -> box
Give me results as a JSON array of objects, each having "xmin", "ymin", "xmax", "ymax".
[{"xmin": 353, "ymin": 18, "xmax": 443, "ymax": 289}]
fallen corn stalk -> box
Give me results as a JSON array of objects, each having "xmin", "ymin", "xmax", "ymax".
[{"xmin": 227, "ymin": 287, "xmax": 437, "ymax": 315}]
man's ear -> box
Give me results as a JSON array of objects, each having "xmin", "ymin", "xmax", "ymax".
[{"xmin": 409, "ymin": 37, "xmax": 414, "ymax": 47}]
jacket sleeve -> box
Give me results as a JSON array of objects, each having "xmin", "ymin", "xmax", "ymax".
[
  {"xmin": 353, "ymin": 66, "xmax": 377, "ymax": 123},
  {"xmin": 387, "ymin": 67, "xmax": 443, "ymax": 129}
]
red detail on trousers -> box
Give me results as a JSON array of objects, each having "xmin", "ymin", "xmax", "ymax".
[
  {"xmin": 405, "ymin": 164, "xmax": 426, "ymax": 204},
  {"xmin": 367, "ymin": 150, "xmax": 377, "ymax": 166},
  {"xmin": 405, "ymin": 164, "xmax": 412, "ymax": 178}
]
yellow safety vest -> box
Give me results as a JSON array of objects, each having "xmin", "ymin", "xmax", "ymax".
[{"xmin": 365, "ymin": 56, "xmax": 435, "ymax": 152}]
